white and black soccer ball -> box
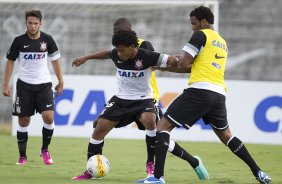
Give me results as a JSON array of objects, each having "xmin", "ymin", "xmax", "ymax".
[{"xmin": 86, "ymin": 155, "xmax": 110, "ymax": 178}]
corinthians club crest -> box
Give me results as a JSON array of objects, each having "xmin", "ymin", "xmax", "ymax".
[
  {"xmin": 134, "ymin": 59, "xmax": 143, "ymax": 69},
  {"xmin": 40, "ymin": 41, "xmax": 47, "ymax": 51}
]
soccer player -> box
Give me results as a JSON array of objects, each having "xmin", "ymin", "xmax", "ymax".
[
  {"xmin": 71, "ymin": 19, "xmax": 209, "ymax": 182},
  {"xmin": 114, "ymin": 18, "xmax": 209, "ymax": 182},
  {"xmin": 142, "ymin": 6, "xmax": 271, "ymax": 184},
  {"xmin": 2, "ymin": 10, "xmax": 64, "ymax": 165},
  {"xmin": 71, "ymin": 29, "xmax": 177, "ymax": 179},
  {"xmin": 114, "ymin": 18, "xmax": 163, "ymax": 178}
]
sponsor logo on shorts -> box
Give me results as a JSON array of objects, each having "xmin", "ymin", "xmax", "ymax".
[
  {"xmin": 46, "ymin": 104, "xmax": 53, "ymax": 108},
  {"xmin": 106, "ymin": 102, "xmax": 114, "ymax": 108}
]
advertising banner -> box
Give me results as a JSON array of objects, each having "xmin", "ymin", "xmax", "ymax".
[{"xmin": 12, "ymin": 75, "xmax": 282, "ymax": 145}]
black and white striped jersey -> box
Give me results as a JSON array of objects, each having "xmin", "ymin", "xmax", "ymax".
[
  {"xmin": 109, "ymin": 48, "xmax": 168, "ymax": 100},
  {"xmin": 6, "ymin": 31, "xmax": 61, "ymax": 84}
]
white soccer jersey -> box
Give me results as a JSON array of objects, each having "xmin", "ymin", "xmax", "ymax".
[
  {"xmin": 6, "ymin": 31, "xmax": 61, "ymax": 84},
  {"xmin": 110, "ymin": 48, "xmax": 168, "ymax": 100}
]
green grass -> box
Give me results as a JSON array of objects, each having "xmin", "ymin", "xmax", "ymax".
[{"xmin": 0, "ymin": 134, "xmax": 281, "ymax": 184}]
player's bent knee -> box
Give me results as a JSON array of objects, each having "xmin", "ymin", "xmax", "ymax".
[
  {"xmin": 139, "ymin": 113, "xmax": 156, "ymax": 128},
  {"xmin": 140, "ymin": 119, "xmax": 156, "ymax": 130}
]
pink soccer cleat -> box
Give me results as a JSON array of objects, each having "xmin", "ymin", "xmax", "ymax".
[
  {"xmin": 71, "ymin": 171, "xmax": 93, "ymax": 180},
  {"xmin": 16, "ymin": 156, "xmax": 27, "ymax": 165},
  {"xmin": 40, "ymin": 149, "xmax": 53, "ymax": 165}
]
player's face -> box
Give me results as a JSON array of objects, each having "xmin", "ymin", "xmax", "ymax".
[
  {"xmin": 115, "ymin": 45, "xmax": 136, "ymax": 61},
  {"xmin": 190, "ymin": 16, "xmax": 210, "ymax": 31},
  {"xmin": 190, "ymin": 16, "xmax": 201, "ymax": 31},
  {"xmin": 25, "ymin": 16, "xmax": 41, "ymax": 36}
]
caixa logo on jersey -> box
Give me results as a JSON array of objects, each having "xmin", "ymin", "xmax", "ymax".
[
  {"xmin": 23, "ymin": 53, "xmax": 46, "ymax": 60},
  {"xmin": 254, "ymin": 96, "xmax": 282, "ymax": 132}
]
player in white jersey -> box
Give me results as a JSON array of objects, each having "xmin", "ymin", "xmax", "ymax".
[
  {"xmin": 113, "ymin": 18, "xmax": 209, "ymax": 183},
  {"xmin": 71, "ymin": 18, "xmax": 209, "ymax": 182},
  {"xmin": 71, "ymin": 29, "xmax": 179, "ymax": 180},
  {"xmin": 2, "ymin": 10, "xmax": 64, "ymax": 166}
]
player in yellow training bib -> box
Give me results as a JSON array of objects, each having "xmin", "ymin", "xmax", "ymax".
[{"xmin": 148, "ymin": 6, "xmax": 271, "ymax": 184}]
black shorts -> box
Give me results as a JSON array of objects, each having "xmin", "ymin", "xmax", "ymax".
[
  {"xmin": 93, "ymin": 100, "xmax": 162, "ymax": 130},
  {"xmin": 135, "ymin": 103, "xmax": 163, "ymax": 130},
  {"xmin": 164, "ymin": 88, "xmax": 228, "ymax": 130},
  {"xmin": 99, "ymin": 96, "xmax": 156, "ymax": 128},
  {"xmin": 12, "ymin": 79, "xmax": 54, "ymax": 117}
]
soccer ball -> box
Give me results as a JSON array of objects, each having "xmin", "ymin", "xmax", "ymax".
[{"xmin": 86, "ymin": 155, "xmax": 110, "ymax": 178}]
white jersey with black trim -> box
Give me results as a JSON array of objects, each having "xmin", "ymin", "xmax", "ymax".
[
  {"xmin": 6, "ymin": 31, "xmax": 61, "ymax": 84},
  {"xmin": 110, "ymin": 48, "xmax": 168, "ymax": 100}
]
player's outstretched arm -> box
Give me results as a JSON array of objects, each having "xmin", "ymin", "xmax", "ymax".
[
  {"xmin": 153, "ymin": 66, "xmax": 190, "ymax": 73},
  {"xmin": 72, "ymin": 50, "xmax": 111, "ymax": 67},
  {"xmin": 153, "ymin": 52, "xmax": 193, "ymax": 73},
  {"xmin": 2, "ymin": 59, "xmax": 14, "ymax": 97}
]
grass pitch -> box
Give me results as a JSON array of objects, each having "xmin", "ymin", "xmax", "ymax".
[{"xmin": 0, "ymin": 134, "xmax": 281, "ymax": 184}]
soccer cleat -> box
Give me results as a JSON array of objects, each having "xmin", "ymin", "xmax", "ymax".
[
  {"xmin": 71, "ymin": 171, "xmax": 93, "ymax": 180},
  {"xmin": 16, "ymin": 156, "xmax": 27, "ymax": 165},
  {"xmin": 193, "ymin": 156, "xmax": 209, "ymax": 180},
  {"xmin": 136, "ymin": 162, "xmax": 155, "ymax": 183},
  {"xmin": 256, "ymin": 170, "xmax": 271, "ymax": 184},
  {"xmin": 40, "ymin": 149, "xmax": 53, "ymax": 165},
  {"xmin": 144, "ymin": 176, "xmax": 165, "ymax": 184},
  {"xmin": 146, "ymin": 162, "xmax": 155, "ymax": 175},
  {"xmin": 136, "ymin": 174, "xmax": 153, "ymax": 183}
]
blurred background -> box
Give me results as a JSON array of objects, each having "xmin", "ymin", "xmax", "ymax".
[{"xmin": 0, "ymin": 0, "xmax": 281, "ymax": 127}]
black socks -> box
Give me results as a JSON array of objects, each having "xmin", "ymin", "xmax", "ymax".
[
  {"xmin": 17, "ymin": 131, "xmax": 28, "ymax": 157},
  {"xmin": 227, "ymin": 136, "xmax": 260, "ymax": 176},
  {"xmin": 42, "ymin": 127, "xmax": 54, "ymax": 150}
]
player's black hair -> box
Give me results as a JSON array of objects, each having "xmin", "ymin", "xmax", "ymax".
[
  {"xmin": 113, "ymin": 18, "xmax": 132, "ymax": 29},
  {"xmin": 190, "ymin": 6, "xmax": 214, "ymax": 24},
  {"xmin": 112, "ymin": 30, "xmax": 138, "ymax": 47},
  {"xmin": 25, "ymin": 10, "xmax": 42, "ymax": 21}
]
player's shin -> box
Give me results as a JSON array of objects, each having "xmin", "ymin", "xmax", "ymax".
[
  {"xmin": 42, "ymin": 122, "xmax": 54, "ymax": 150},
  {"xmin": 88, "ymin": 138, "xmax": 104, "ymax": 160},
  {"xmin": 227, "ymin": 136, "xmax": 260, "ymax": 176},
  {"xmin": 154, "ymin": 131, "xmax": 170, "ymax": 179},
  {"xmin": 146, "ymin": 129, "xmax": 157, "ymax": 163},
  {"xmin": 17, "ymin": 128, "xmax": 28, "ymax": 157}
]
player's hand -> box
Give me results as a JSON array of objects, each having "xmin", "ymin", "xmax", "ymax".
[
  {"xmin": 2, "ymin": 84, "xmax": 11, "ymax": 97},
  {"xmin": 55, "ymin": 82, "xmax": 64, "ymax": 97},
  {"xmin": 72, "ymin": 57, "xmax": 87, "ymax": 67},
  {"xmin": 167, "ymin": 55, "xmax": 179, "ymax": 67},
  {"xmin": 174, "ymin": 54, "xmax": 182, "ymax": 59}
]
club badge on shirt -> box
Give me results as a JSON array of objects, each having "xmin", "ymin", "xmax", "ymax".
[
  {"xmin": 135, "ymin": 59, "xmax": 143, "ymax": 69},
  {"xmin": 40, "ymin": 41, "xmax": 47, "ymax": 51}
]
